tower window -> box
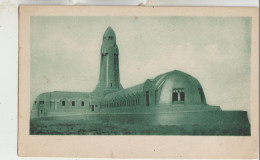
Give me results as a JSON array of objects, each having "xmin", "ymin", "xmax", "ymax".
[
  {"xmin": 111, "ymin": 83, "xmax": 112, "ymax": 87},
  {"xmin": 72, "ymin": 101, "xmax": 75, "ymax": 106},
  {"xmin": 39, "ymin": 101, "xmax": 44, "ymax": 104},
  {"xmin": 81, "ymin": 101, "xmax": 84, "ymax": 106},
  {"xmin": 62, "ymin": 101, "xmax": 65, "ymax": 106},
  {"xmin": 108, "ymin": 36, "xmax": 113, "ymax": 40}
]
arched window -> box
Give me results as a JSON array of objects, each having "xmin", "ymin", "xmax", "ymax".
[
  {"xmin": 198, "ymin": 88, "xmax": 204, "ymax": 103},
  {"xmin": 180, "ymin": 91, "xmax": 185, "ymax": 101},
  {"xmin": 172, "ymin": 88, "xmax": 185, "ymax": 104},
  {"xmin": 172, "ymin": 92, "xmax": 178, "ymax": 103}
]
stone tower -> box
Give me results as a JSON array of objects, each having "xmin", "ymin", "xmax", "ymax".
[{"xmin": 94, "ymin": 26, "xmax": 123, "ymax": 93}]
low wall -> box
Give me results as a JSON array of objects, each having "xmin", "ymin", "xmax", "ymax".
[
  {"xmin": 31, "ymin": 106, "xmax": 249, "ymax": 128},
  {"xmin": 31, "ymin": 110, "xmax": 250, "ymax": 135},
  {"xmin": 38, "ymin": 110, "xmax": 248, "ymax": 126},
  {"xmin": 86, "ymin": 110, "xmax": 249, "ymax": 126}
]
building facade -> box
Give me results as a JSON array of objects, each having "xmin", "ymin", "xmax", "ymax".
[{"xmin": 31, "ymin": 27, "xmax": 214, "ymax": 118}]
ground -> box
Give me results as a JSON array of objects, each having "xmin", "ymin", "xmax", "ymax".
[{"xmin": 30, "ymin": 118, "xmax": 250, "ymax": 136}]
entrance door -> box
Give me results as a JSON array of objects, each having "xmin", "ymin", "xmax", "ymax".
[{"xmin": 146, "ymin": 91, "xmax": 150, "ymax": 106}]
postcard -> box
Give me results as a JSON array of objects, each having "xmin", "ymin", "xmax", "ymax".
[{"xmin": 18, "ymin": 6, "xmax": 259, "ymax": 158}]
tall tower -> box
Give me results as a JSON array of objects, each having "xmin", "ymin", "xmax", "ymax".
[{"xmin": 94, "ymin": 26, "xmax": 123, "ymax": 93}]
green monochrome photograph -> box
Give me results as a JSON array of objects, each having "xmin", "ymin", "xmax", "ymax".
[{"xmin": 29, "ymin": 16, "xmax": 252, "ymax": 136}]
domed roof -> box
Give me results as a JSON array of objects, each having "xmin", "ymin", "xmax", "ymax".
[
  {"xmin": 153, "ymin": 70, "xmax": 207, "ymax": 105},
  {"xmin": 103, "ymin": 26, "xmax": 116, "ymax": 38},
  {"xmin": 153, "ymin": 70, "xmax": 202, "ymax": 89}
]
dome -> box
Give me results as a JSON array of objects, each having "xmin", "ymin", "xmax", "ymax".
[
  {"xmin": 101, "ymin": 26, "xmax": 117, "ymax": 48},
  {"xmin": 103, "ymin": 26, "xmax": 116, "ymax": 39},
  {"xmin": 153, "ymin": 70, "xmax": 207, "ymax": 105}
]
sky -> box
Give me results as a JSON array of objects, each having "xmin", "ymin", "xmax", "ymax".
[{"xmin": 30, "ymin": 16, "xmax": 251, "ymax": 113}]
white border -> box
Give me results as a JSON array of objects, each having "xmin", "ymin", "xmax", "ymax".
[{"xmin": 0, "ymin": 0, "xmax": 258, "ymax": 160}]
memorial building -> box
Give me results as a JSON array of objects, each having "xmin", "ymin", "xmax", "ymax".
[{"xmin": 31, "ymin": 27, "xmax": 218, "ymax": 118}]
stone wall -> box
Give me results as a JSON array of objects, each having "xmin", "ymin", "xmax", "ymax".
[{"xmin": 86, "ymin": 110, "xmax": 250, "ymax": 127}]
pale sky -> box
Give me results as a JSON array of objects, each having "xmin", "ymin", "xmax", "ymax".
[{"xmin": 31, "ymin": 16, "xmax": 251, "ymax": 113}]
